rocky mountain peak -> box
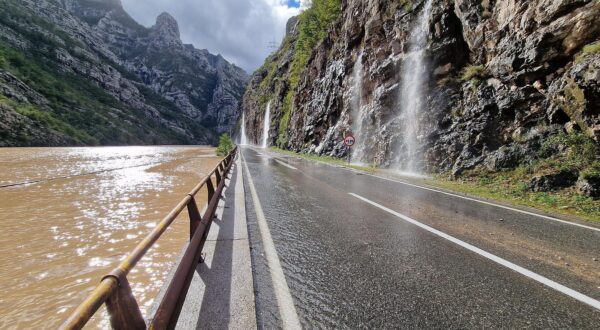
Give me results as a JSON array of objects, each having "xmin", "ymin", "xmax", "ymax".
[
  {"xmin": 0, "ymin": 0, "xmax": 248, "ymax": 146},
  {"xmin": 152, "ymin": 12, "xmax": 181, "ymax": 47}
]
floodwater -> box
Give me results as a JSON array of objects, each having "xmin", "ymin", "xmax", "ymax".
[{"xmin": 0, "ymin": 146, "xmax": 220, "ymax": 329}]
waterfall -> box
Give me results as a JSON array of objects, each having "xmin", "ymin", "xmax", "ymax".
[
  {"xmin": 396, "ymin": 0, "xmax": 433, "ymax": 173},
  {"xmin": 262, "ymin": 101, "xmax": 271, "ymax": 148},
  {"xmin": 350, "ymin": 52, "xmax": 366, "ymax": 164},
  {"xmin": 240, "ymin": 111, "xmax": 248, "ymax": 145}
]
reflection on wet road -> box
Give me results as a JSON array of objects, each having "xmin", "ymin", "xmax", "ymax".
[
  {"xmin": 0, "ymin": 146, "xmax": 219, "ymax": 329},
  {"xmin": 241, "ymin": 147, "xmax": 600, "ymax": 329}
]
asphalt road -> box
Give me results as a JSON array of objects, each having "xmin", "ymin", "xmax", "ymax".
[{"xmin": 239, "ymin": 146, "xmax": 600, "ymax": 329}]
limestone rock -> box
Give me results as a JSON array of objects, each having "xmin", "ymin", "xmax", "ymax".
[{"xmin": 241, "ymin": 0, "xmax": 599, "ymax": 180}]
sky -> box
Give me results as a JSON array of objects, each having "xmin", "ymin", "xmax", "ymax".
[{"xmin": 121, "ymin": 0, "xmax": 312, "ymax": 73}]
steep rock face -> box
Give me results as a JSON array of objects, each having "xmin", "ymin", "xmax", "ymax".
[
  {"xmin": 242, "ymin": 0, "xmax": 599, "ymax": 177},
  {"xmin": 0, "ymin": 0, "xmax": 247, "ymax": 146},
  {"xmin": 88, "ymin": 4, "xmax": 249, "ymax": 136}
]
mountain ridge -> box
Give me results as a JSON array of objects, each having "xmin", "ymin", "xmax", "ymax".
[{"xmin": 0, "ymin": 0, "xmax": 248, "ymax": 146}]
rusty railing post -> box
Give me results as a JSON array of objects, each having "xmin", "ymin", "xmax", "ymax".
[
  {"xmin": 187, "ymin": 196, "xmax": 202, "ymax": 240},
  {"xmin": 60, "ymin": 147, "xmax": 240, "ymax": 330},
  {"xmin": 215, "ymin": 167, "xmax": 222, "ymax": 185},
  {"xmin": 206, "ymin": 177, "xmax": 215, "ymax": 201},
  {"xmin": 105, "ymin": 276, "xmax": 145, "ymax": 330}
]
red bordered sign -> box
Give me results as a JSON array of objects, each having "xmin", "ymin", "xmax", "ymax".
[{"xmin": 344, "ymin": 135, "xmax": 356, "ymax": 147}]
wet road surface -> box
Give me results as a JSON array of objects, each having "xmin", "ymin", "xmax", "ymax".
[{"xmin": 239, "ymin": 146, "xmax": 600, "ymax": 329}]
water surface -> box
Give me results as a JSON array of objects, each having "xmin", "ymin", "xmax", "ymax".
[{"xmin": 0, "ymin": 146, "xmax": 220, "ymax": 328}]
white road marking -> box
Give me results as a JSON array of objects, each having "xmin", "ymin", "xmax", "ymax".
[
  {"xmin": 275, "ymin": 159, "xmax": 297, "ymax": 170},
  {"xmin": 353, "ymin": 171, "xmax": 600, "ymax": 233},
  {"xmin": 349, "ymin": 193, "xmax": 600, "ymax": 311},
  {"xmin": 275, "ymin": 149, "xmax": 600, "ymax": 233},
  {"xmin": 241, "ymin": 153, "xmax": 302, "ymax": 329}
]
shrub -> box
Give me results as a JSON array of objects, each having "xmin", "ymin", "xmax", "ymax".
[
  {"xmin": 582, "ymin": 41, "xmax": 600, "ymax": 55},
  {"xmin": 460, "ymin": 65, "xmax": 487, "ymax": 82},
  {"xmin": 575, "ymin": 40, "xmax": 600, "ymax": 63},
  {"xmin": 216, "ymin": 133, "xmax": 234, "ymax": 156}
]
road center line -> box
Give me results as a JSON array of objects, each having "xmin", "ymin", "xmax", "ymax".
[
  {"xmin": 241, "ymin": 152, "xmax": 302, "ymax": 329},
  {"xmin": 275, "ymin": 159, "xmax": 297, "ymax": 170},
  {"xmin": 349, "ymin": 192, "xmax": 600, "ymax": 311}
]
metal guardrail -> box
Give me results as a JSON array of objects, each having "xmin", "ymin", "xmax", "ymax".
[{"xmin": 59, "ymin": 147, "xmax": 238, "ymax": 330}]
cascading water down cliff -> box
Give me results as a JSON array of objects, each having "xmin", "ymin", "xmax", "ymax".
[
  {"xmin": 262, "ymin": 101, "xmax": 272, "ymax": 148},
  {"xmin": 395, "ymin": 0, "xmax": 433, "ymax": 174},
  {"xmin": 350, "ymin": 52, "xmax": 368, "ymax": 165},
  {"xmin": 240, "ymin": 111, "xmax": 248, "ymax": 145}
]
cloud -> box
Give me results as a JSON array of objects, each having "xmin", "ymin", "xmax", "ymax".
[{"xmin": 121, "ymin": 0, "xmax": 307, "ymax": 73}]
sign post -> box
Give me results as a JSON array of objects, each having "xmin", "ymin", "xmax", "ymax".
[{"xmin": 344, "ymin": 135, "xmax": 355, "ymax": 164}]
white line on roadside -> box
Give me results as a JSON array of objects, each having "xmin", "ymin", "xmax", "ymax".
[
  {"xmin": 276, "ymin": 149, "xmax": 600, "ymax": 233},
  {"xmin": 352, "ymin": 171, "xmax": 600, "ymax": 233},
  {"xmin": 241, "ymin": 153, "xmax": 302, "ymax": 329},
  {"xmin": 349, "ymin": 192, "xmax": 600, "ymax": 311},
  {"xmin": 275, "ymin": 159, "xmax": 297, "ymax": 170}
]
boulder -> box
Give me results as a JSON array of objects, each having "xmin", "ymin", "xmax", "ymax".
[
  {"xmin": 577, "ymin": 177, "xmax": 600, "ymax": 199},
  {"xmin": 530, "ymin": 170, "xmax": 579, "ymax": 192}
]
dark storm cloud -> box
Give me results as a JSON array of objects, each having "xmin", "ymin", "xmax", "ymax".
[{"xmin": 121, "ymin": 0, "xmax": 308, "ymax": 72}]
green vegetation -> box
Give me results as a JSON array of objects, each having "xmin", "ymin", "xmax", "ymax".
[
  {"xmin": 429, "ymin": 171, "xmax": 600, "ymax": 223},
  {"xmin": 270, "ymin": 147, "xmax": 376, "ymax": 173},
  {"xmin": 460, "ymin": 65, "xmax": 487, "ymax": 86},
  {"xmin": 251, "ymin": 0, "xmax": 342, "ymax": 148},
  {"xmin": 216, "ymin": 133, "xmax": 234, "ymax": 156},
  {"xmin": 272, "ymin": 132, "xmax": 600, "ymax": 222},
  {"xmin": 431, "ymin": 132, "xmax": 600, "ymax": 221},
  {"xmin": 0, "ymin": 95, "xmax": 91, "ymax": 142},
  {"xmin": 575, "ymin": 40, "xmax": 600, "ymax": 63},
  {"xmin": 582, "ymin": 40, "xmax": 600, "ymax": 55},
  {"xmin": 539, "ymin": 132, "xmax": 598, "ymax": 167},
  {"xmin": 291, "ymin": 0, "xmax": 341, "ymax": 87},
  {"xmin": 0, "ymin": 1, "xmax": 208, "ymax": 145}
]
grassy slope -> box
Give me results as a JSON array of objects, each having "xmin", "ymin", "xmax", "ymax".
[
  {"xmin": 247, "ymin": 0, "xmax": 341, "ymax": 147},
  {"xmin": 0, "ymin": 0, "xmax": 205, "ymax": 145},
  {"xmin": 268, "ymin": 146, "xmax": 600, "ymax": 223}
]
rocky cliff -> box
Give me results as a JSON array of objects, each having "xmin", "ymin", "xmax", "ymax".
[
  {"xmin": 241, "ymin": 0, "xmax": 600, "ymax": 196},
  {"xmin": 0, "ymin": 0, "xmax": 247, "ymax": 146}
]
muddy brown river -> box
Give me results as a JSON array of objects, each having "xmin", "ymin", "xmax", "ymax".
[{"xmin": 0, "ymin": 146, "xmax": 220, "ymax": 329}]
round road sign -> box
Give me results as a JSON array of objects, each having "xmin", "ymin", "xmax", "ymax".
[{"xmin": 344, "ymin": 135, "xmax": 356, "ymax": 147}]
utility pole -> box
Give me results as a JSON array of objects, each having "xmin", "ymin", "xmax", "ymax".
[{"xmin": 267, "ymin": 40, "xmax": 278, "ymax": 54}]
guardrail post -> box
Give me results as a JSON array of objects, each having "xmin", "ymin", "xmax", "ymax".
[
  {"xmin": 106, "ymin": 277, "xmax": 145, "ymax": 330},
  {"xmin": 215, "ymin": 168, "xmax": 222, "ymax": 185},
  {"xmin": 187, "ymin": 197, "xmax": 202, "ymax": 240},
  {"xmin": 206, "ymin": 177, "xmax": 215, "ymax": 201}
]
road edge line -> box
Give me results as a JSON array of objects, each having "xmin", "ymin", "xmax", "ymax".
[
  {"xmin": 270, "ymin": 148, "xmax": 600, "ymax": 232},
  {"xmin": 274, "ymin": 159, "xmax": 298, "ymax": 170},
  {"xmin": 241, "ymin": 151, "xmax": 302, "ymax": 329},
  {"xmin": 348, "ymin": 192, "xmax": 600, "ymax": 311}
]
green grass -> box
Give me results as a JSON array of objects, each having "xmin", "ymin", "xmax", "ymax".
[
  {"xmin": 252, "ymin": 0, "xmax": 342, "ymax": 148},
  {"xmin": 428, "ymin": 172, "xmax": 600, "ymax": 223},
  {"xmin": 271, "ymin": 138, "xmax": 600, "ymax": 222},
  {"xmin": 0, "ymin": 1, "xmax": 209, "ymax": 145},
  {"xmin": 582, "ymin": 41, "xmax": 600, "ymax": 55},
  {"xmin": 426, "ymin": 132, "xmax": 600, "ymax": 222},
  {"xmin": 460, "ymin": 65, "xmax": 487, "ymax": 86},
  {"xmin": 270, "ymin": 147, "xmax": 376, "ymax": 173},
  {"xmin": 575, "ymin": 40, "xmax": 600, "ymax": 63},
  {"xmin": 0, "ymin": 95, "xmax": 92, "ymax": 142}
]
